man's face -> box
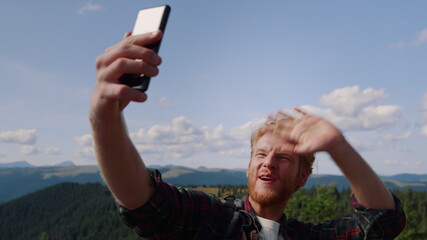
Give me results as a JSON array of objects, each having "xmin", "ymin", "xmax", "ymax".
[{"xmin": 247, "ymin": 132, "xmax": 307, "ymax": 206}]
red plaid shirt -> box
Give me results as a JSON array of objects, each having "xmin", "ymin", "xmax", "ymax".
[{"xmin": 119, "ymin": 169, "xmax": 406, "ymax": 239}]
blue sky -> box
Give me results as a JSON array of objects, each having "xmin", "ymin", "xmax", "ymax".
[{"xmin": 0, "ymin": 1, "xmax": 426, "ymax": 175}]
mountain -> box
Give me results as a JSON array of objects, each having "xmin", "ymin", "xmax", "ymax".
[
  {"xmin": 51, "ymin": 161, "xmax": 76, "ymax": 167},
  {"xmin": 0, "ymin": 165, "xmax": 102, "ymax": 203},
  {"xmin": 383, "ymin": 173, "xmax": 427, "ymax": 182},
  {"xmin": 0, "ymin": 164, "xmax": 425, "ymax": 203},
  {"xmin": 0, "ymin": 182, "xmax": 426, "ymax": 239},
  {"xmin": 0, "ymin": 161, "xmax": 34, "ymax": 168},
  {"xmin": 159, "ymin": 165, "xmax": 248, "ymax": 185},
  {"xmin": 0, "ymin": 182, "xmax": 140, "ymax": 240},
  {"xmin": 0, "ymin": 160, "xmax": 76, "ymax": 168}
]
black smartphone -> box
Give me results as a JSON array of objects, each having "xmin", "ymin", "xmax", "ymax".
[{"xmin": 119, "ymin": 5, "xmax": 171, "ymax": 92}]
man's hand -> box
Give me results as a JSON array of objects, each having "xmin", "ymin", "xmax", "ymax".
[
  {"xmin": 90, "ymin": 31, "xmax": 163, "ymax": 124},
  {"xmin": 265, "ymin": 108, "xmax": 345, "ymax": 156}
]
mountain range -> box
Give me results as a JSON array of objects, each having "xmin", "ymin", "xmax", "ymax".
[{"xmin": 0, "ymin": 161, "xmax": 426, "ymax": 203}]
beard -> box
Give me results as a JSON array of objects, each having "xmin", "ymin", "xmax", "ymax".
[{"xmin": 247, "ymin": 174, "xmax": 293, "ymax": 206}]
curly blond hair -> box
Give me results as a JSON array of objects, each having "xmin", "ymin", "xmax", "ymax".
[{"xmin": 250, "ymin": 121, "xmax": 315, "ymax": 175}]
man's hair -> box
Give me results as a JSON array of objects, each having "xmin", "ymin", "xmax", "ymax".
[{"xmin": 250, "ymin": 121, "xmax": 315, "ymax": 175}]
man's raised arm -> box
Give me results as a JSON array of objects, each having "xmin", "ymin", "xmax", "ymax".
[
  {"xmin": 89, "ymin": 31, "xmax": 163, "ymax": 210},
  {"xmin": 269, "ymin": 108, "xmax": 395, "ymax": 210}
]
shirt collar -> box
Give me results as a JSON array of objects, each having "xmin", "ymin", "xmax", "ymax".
[{"xmin": 243, "ymin": 195, "xmax": 289, "ymax": 233}]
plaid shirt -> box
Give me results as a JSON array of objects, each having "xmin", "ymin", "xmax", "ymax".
[{"xmin": 119, "ymin": 169, "xmax": 406, "ymax": 240}]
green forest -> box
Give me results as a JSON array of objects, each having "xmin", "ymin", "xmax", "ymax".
[{"xmin": 0, "ymin": 182, "xmax": 425, "ymax": 240}]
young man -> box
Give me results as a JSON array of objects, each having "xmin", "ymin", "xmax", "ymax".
[{"xmin": 90, "ymin": 31, "xmax": 405, "ymax": 239}]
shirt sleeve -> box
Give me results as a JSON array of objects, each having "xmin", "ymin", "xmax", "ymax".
[
  {"xmin": 117, "ymin": 169, "xmax": 233, "ymax": 240},
  {"xmin": 348, "ymin": 193, "xmax": 406, "ymax": 239},
  {"xmin": 286, "ymin": 193, "xmax": 406, "ymax": 240}
]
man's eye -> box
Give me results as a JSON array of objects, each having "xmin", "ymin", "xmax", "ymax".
[
  {"xmin": 256, "ymin": 153, "xmax": 267, "ymax": 157},
  {"xmin": 278, "ymin": 155, "xmax": 290, "ymax": 161}
]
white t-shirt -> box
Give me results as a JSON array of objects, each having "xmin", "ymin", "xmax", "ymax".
[{"xmin": 242, "ymin": 215, "xmax": 283, "ymax": 240}]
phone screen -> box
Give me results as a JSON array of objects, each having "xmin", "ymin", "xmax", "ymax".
[{"xmin": 133, "ymin": 6, "xmax": 168, "ymax": 35}]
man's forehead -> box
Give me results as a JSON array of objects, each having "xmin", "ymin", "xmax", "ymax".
[{"xmin": 254, "ymin": 133, "xmax": 296, "ymax": 155}]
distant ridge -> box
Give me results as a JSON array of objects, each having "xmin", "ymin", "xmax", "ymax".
[
  {"xmin": 0, "ymin": 161, "xmax": 34, "ymax": 168},
  {"xmin": 0, "ymin": 163, "xmax": 425, "ymax": 203},
  {"xmin": 0, "ymin": 160, "xmax": 76, "ymax": 168}
]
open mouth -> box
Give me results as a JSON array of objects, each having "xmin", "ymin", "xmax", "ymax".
[{"xmin": 258, "ymin": 174, "xmax": 275, "ymax": 183}]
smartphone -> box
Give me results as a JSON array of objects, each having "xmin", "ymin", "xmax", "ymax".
[{"xmin": 119, "ymin": 5, "xmax": 171, "ymax": 92}]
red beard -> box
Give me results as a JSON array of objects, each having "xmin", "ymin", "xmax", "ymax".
[{"xmin": 247, "ymin": 173, "xmax": 293, "ymax": 206}]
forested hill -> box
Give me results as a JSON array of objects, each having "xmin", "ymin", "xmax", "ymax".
[
  {"xmin": 0, "ymin": 182, "xmax": 426, "ymax": 239},
  {"xmin": 0, "ymin": 182, "xmax": 140, "ymax": 240},
  {"xmin": 0, "ymin": 165, "xmax": 426, "ymax": 203}
]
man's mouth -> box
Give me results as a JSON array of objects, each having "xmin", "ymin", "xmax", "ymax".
[{"xmin": 258, "ymin": 174, "xmax": 276, "ymax": 183}]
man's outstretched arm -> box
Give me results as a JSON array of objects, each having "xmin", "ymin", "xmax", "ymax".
[
  {"xmin": 90, "ymin": 31, "xmax": 163, "ymax": 210},
  {"xmin": 269, "ymin": 108, "xmax": 395, "ymax": 210}
]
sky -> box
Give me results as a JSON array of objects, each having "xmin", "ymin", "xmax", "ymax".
[{"xmin": 0, "ymin": 1, "xmax": 426, "ymax": 176}]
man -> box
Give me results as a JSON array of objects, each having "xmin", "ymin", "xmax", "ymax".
[{"xmin": 90, "ymin": 31, "xmax": 405, "ymax": 239}]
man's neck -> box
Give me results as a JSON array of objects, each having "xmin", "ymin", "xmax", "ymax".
[{"xmin": 248, "ymin": 196, "xmax": 288, "ymax": 222}]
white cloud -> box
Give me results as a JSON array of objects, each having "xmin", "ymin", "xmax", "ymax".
[
  {"xmin": 157, "ymin": 97, "xmax": 171, "ymax": 107},
  {"xmin": 382, "ymin": 132, "xmax": 412, "ymax": 141},
  {"xmin": 318, "ymin": 86, "xmax": 388, "ymax": 115},
  {"xmin": 82, "ymin": 84, "xmax": 404, "ymax": 166},
  {"xmin": 348, "ymin": 137, "xmax": 381, "ymax": 152},
  {"xmin": 229, "ymin": 118, "xmax": 265, "ymax": 141},
  {"xmin": 422, "ymin": 125, "xmax": 427, "ymax": 138},
  {"xmin": 21, "ymin": 145, "xmax": 39, "ymax": 155},
  {"xmin": 129, "ymin": 116, "xmax": 263, "ymax": 163},
  {"xmin": 0, "ymin": 151, "xmax": 6, "ymax": 158},
  {"xmin": 0, "ymin": 129, "xmax": 37, "ymax": 144},
  {"xmin": 358, "ymin": 105, "xmax": 403, "ymax": 130},
  {"xmin": 131, "ymin": 116, "xmax": 204, "ymax": 144},
  {"xmin": 299, "ymin": 105, "xmax": 360, "ymax": 130},
  {"xmin": 77, "ymin": 2, "xmax": 102, "ymax": 15},
  {"xmin": 422, "ymin": 92, "xmax": 427, "ymax": 110},
  {"xmin": 389, "ymin": 28, "xmax": 427, "ymax": 49},
  {"xmin": 420, "ymin": 92, "xmax": 427, "ymax": 137},
  {"xmin": 75, "ymin": 135, "xmax": 94, "ymax": 158},
  {"xmin": 388, "ymin": 41, "xmax": 406, "ymax": 49},
  {"xmin": 76, "ymin": 146, "xmax": 95, "ymax": 159},
  {"xmin": 422, "ymin": 114, "xmax": 427, "ymax": 125},
  {"xmin": 219, "ymin": 149, "xmax": 247, "ymax": 158},
  {"xmin": 413, "ymin": 28, "xmax": 427, "ymax": 46},
  {"xmin": 45, "ymin": 146, "xmax": 61, "ymax": 155},
  {"xmin": 300, "ymin": 104, "xmax": 402, "ymax": 131},
  {"xmin": 74, "ymin": 134, "xmax": 93, "ymax": 147},
  {"xmin": 384, "ymin": 159, "xmax": 398, "ymax": 165}
]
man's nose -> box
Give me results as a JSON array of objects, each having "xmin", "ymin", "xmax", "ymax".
[{"xmin": 262, "ymin": 154, "xmax": 277, "ymax": 168}]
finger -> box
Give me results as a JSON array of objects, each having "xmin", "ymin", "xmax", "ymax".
[
  {"xmin": 287, "ymin": 122, "xmax": 307, "ymax": 145},
  {"xmin": 101, "ymin": 82, "xmax": 147, "ymax": 103},
  {"xmin": 293, "ymin": 141, "xmax": 317, "ymax": 155},
  {"xmin": 99, "ymin": 44, "xmax": 162, "ymax": 69},
  {"xmin": 99, "ymin": 58, "xmax": 159, "ymax": 84},
  {"xmin": 293, "ymin": 107, "xmax": 306, "ymax": 114},
  {"xmin": 293, "ymin": 107, "xmax": 311, "ymax": 119},
  {"xmin": 282, "ymin": 142, "xmax": 298, "ymax": 154},
  {"xmin": 276, "ymin": 109, "xmax": 293, "ymax": 119},
  {"xmin": 127, "ymin": 30, "xmax": 163, "ymax": 47},
  {"xmin": 273, "ymin": 118, "xmax": 298, "ymax": 141},
  {"xmin": 123, "ymin": 31, "xmax": 132, "ymax": 39},
  {"xmin": 262, "ymin": 116, "xmax": 276, "ymax": 133},
  {"xmin": 266, "ymin": 114, "xmax": 276, "ymax": 121}
]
